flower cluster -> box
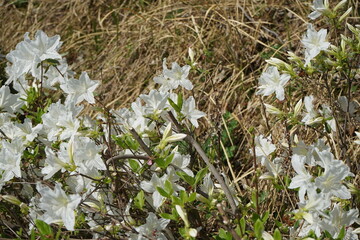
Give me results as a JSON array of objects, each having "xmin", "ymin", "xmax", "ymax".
[
  {"xmin": 0, "ymin": 0, "xmax": 359, "ymax": 239},
  {"xmin": 0, "ymin": 29, "xmax": 209, "ymax": 238},
  {"xmin": 254, "ymin": 1, "xmax": 359, "ymax": 238},
  {"xmin": 289, "ymin": 140, "xmax": 359, "ymax": 237}
]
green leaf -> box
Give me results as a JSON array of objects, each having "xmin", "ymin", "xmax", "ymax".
[
  {"xmin": 164, "ymin": 180, "xmax": 174, "ymax": 195},
  {"xmin": 154, "ymin": 157, "xmax": 166, "ymax": 168},
  {"xmin": 35, "ymin": 219, "xmax": 53, "ymax": 237},
  {"xmin": 156, "ymin": 187, "xmax": 170, "ymax": 198},
  {"xmin": 218, "ymin": 228, "xmax": 232, "ymax": 240},
  {"xmin": 194, "ymin": 167, "xmax": 208, "ymax": 186},
  {"xmin": 254, "ymin": 219, "xmax": 264, "ymax": 239},
  {"xmin": 30, "ymin": 228, "xmax": 36, "ymax": 240},
  {"xmin": 171, "ymin": 195, "xmax": 183, "ymax": 205},
  {"xmin": 188, "ymin": 192, "xmax": 197, "ymax": 202},
  {"xmin": 177, "ymin": 92, "xmax": 183, "ymax": 110},
  {"xmin": 163, "ymin": 153, "xmax": 174, "ymax": 168},
  {"xmin": 134, "ymin": 190, "xmax": 145, "ymax": 210},
  {"xmin": 273, "ymin": 228, "xmax": 282, "ymax": 240},
  {"xmin": 179, "ymin": 190, "xmax": 187, "ymax": 205},
  {"xmin": 336, "ymin": 226, "xmax": 346, "ymax": 240},
  {"xmin": 324, "ymin": 121, "xmax": 332, "ymax": 133},
  {"xmin": 159, "ymin": 212, "xmax": 178, "ymax": 221},
  {"xmin": 43, "ymin": 58, "xmax": 60, "ymax": 66},
  {"xmin": 262, "ymin": 211, "xmax": 270, "ymax": 222},
  {"xmin": 239, "ymin": 217, "xmax": 246, "ymax": 237},
  {"xmin": 125, "ymin": 136, "xmax": 140, "ymax": 151},
  {"xmin": 168, "ymin": 98, "xmax": 181, "ymax": 113},
  {"xmin": 128, "ymin": 159, "xmax": 140, "ymax": 172},
  {"xmin": 176, "ymin": 171, "xmax": 195, "ymax": 186}
]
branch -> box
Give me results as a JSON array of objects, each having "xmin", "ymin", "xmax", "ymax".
[
  {"xmin": 129, "ymin": 128, "xmax": 153, "ymax": 157},
  {"xmin": 106, "ymin": 154, "xmax": 151, "ymax": 165},
  {"xmin": 167, "ymin": 111, "xmax": 238, "ymax": 214}
]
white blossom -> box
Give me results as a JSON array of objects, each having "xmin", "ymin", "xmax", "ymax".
[
  {"xmin": 181, "ymin": 96, "xmax": 206, "ymax": 128},
  {"xmin": 129, "ymin": 212, "xmax": 170, "ymax": 240},
  {"xmin": 36, "ymin": 182, "xmax": 81, "ymax": 231},
  {"xmin": 154, "ymin": 58, "xmax": 193, "ymax": 91},
  {"xmin": 256, "ymin": 66, "xmax": 290, "ymax": 101},
  {"xmin": 6, "ymin": 30, "xmax": 62, "ymax": 83},
  {"xmin": 302, "ymin": 24, "xmax": 330, "ymax": 66},
  {"xmin": 61, "ymin": 72, "xmax": 99, "ymax": 104},
  {"xmin": 308, "ymin": 0, "xmax": 329, "ymax": 20}
]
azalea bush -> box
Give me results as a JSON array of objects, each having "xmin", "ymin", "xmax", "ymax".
[{"xmin": 0, "ymin": 0, "xmax": 359, "ymax": 239}]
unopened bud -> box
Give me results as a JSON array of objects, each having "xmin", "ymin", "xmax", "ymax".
[
  {"xmin": 1, "ymin": 195, "xmax": 21, "ymax": 206},
  {"xmin": 339, "ymin": 7, "xmax": 352, "ymax": 22},
  {"xmin": 334, "ymin": 0, "xmax": 347, "ymax": 12}
]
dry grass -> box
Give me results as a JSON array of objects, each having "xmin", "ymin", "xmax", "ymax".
[{"xmin": 0, "ymin": 0, "xmax": 359, "ymax": 237}]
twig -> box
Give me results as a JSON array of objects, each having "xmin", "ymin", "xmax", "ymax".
[
  {"xmin": 0, "ymin": 128, "xmax": 10, "ymax": 140},
  {"xmin": 129, "ymin": 128, "xmax": 153, "ymax": 157},
  {"xmin": 216, "ymin": 203, "xmax": 242, "ymax": 240},
  {"xmin": 106, "ymin": 154, "xmax": 151, "ymax": 165},
  {"xmin": 167, "ymin": 111, "xmax": 238, "ymax": 215},
  {"xmin": 251, "ymin": 135, "xmax": 260, "ymax": 215}
]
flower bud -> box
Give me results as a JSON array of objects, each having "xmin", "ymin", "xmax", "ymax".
[
  {"xmin": 339, "ymin": 7, "xmax": 352, "ymax": 22},
  {"xmin": 188, "ymin": 47, "xmax": 195, "ymax": 63},
  {"xmin": 264, "ymin": 104, "xmax": 284, "ymax": 115},
  {"xmin": 294, "ymin": 99, "xmax": 303, "ymax": 116},
  {"xmin": 189, "ymin": 228, "xmax": 198, "ymax": 237},
  {"xmin": 334, "ymin": 0, "xmax": 347, "ymax": 12},
  {"xmin": 1, "ymin": 195, "xmax": 22, "ymax": 206}
]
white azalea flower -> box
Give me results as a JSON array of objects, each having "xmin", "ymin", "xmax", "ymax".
[
  {"xmin": 288, "ymin": 154, "xmax": 314, "ymax": 202},
  {"xmin": 298, "ymin": 212, "xmax": 323, "ymax": 237},
  {"xmin": 252, "ymin": 134, "xmax": 276, "ymax": 165},
  {"xmin": 200, "ymin": 173, "xmax": 214, "ymax": 198},
  {"xmin": 129, "ymin": 212, "xmax": 170, "ymax": 240},
  {"xmin": 302, "ymin": 24, "xmax": 330, "ymax": 66},
  {"xmin": 154, "ymin": 58, "xmax": 193, "ymax": 91},
  {"xmin": 140, "ymin": 89, "xmax": 169, "ymax": 116},
  {"xmin": 24, "ymin": 30, "xmax": 62, "ymax": 62},
  {"xmin": 292, "ymin": 139, "xmax": 330, "ymax": 166},
  {"xmin": 299, "ymin": 188, "xmax": 331, "ymax": 213},
  {"xmin": 302, "ymin": 95, "xmax": 322, "ymax": 125},
  {"xmin": 308, "ymin": 0, "xmax": 329, "ymax": 20},
  {"xmin": 260, "ymin": 157, "xmax": 283, "ymax": 180},
  {"xmin": 41, "ymin": 146, "xmax": 70, "ymax": 179},
  {"xmin": 42, "ymin": 60, "xmax": 71, "ymax": 90},
  {"xmin": 73, "ymin": 137, "xmax": 106, "ymax": 174},
  {"xmin": 171, "ymin": 148, "xmax": 194, "ymax": 177},
  {"xmin": 6, "ymin": 30, "xmax": 62, "ymax": 83},
  {"xmin": 141, "ymin": 167, "xmax": 184, "ymax": 209},
  {"xmin": 36, "ymin": 182, "xmax": 81, "ymax": 231},
  {"xmin": 42, "ymin": 137, "xmax": 105, "ymax": 179},
  {"xmin": 41, "ymin": 100, "xmax": 83, "ymax": 141},
  {"xmin": 0, "ymin": 86, "xmax": 23, "ymax": 114},
  {"xmin": 61, "ymin": 72, "xmax": 99, "ymax": 104},
  {"xmin": 319, "ymin": 104, "xmax": 336, "ymax": 132},
  {"xmin": 319, "ymin": 204, "xmax": 360, "ymax": 238},
  {"xmin": 15, "ymin": 118, "xmax": 43, "ymax": 144},
  {"xmin": 256, "ymin": 66, "xmax": 290, "ymax": 101},
  {"xmin": 315, "ymin": 151, "xmax": 353, "ymax": 200},
  {"xmin": 181, "ymin": 96, "xmax": 206, "ymax": 128},
  {"xmin": 140, "ymin": 173, "xmax": 165, "ymax": 209},
  {"xmin": 57, "ymin": 112, "xmax": 80, "ymax": 140},
  {"xmin": 0, "ymin": 147, "xmax": 22, "ymax": 181},
  {"xmin": 66, "ymin": 175, "xmax": 94, "ymax": 194}
]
